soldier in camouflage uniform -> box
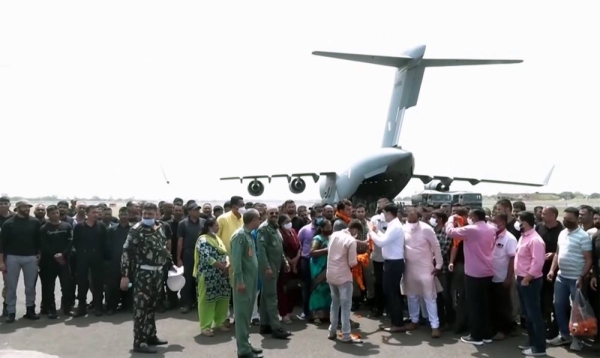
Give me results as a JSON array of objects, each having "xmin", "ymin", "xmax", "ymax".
[
  {"xmin": 231, "ymin": 209, "xmax": 263, "ymax": 358},
  {"xmin": 257, "ymin": 206, "xmax": 291, "ymax": 339},
  {"xmin": 121, "ymin": 202, "xmax": 175, "ymax": 354}
]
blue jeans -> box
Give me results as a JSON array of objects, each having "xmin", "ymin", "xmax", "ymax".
[
  {"xmin": 329, "ymin": 281, "xmax": 353, "ymax": 339},
  {"xmin": 553, "ymin": 275, "xmax": 577, "ymax": 338},
  {"xmin": 517, "ymin": 277, "xmax": 546, "ymax": 353}
]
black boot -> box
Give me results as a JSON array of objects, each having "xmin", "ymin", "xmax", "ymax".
[
  {"xmin": 6, "ymin": 313, "xmax": 15, "ymax": 323},
  {"xmin": 133, "ymin": 343, "xmax": 157, "ymax": 354},
  {"xmin": 24, "ymin": 306, "xmax": 40, "ymax": 320},
  {"xmin": 147, "ymin": 336, "xmax": 168, "ymax": 346},
  {"xmin": 259, "ymin": 325, "xmax": 272, "ymax": 335},
  {"xmin": 272, "ymin": 327, "xmax": 292, "ymax": 340}
]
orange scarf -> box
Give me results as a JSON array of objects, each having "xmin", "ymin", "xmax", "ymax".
[
  {"xmin": 335, "ymin": 211, "xmax": 352, "ymax": 224},
  {"xmin": 351, "ymin": 231, "xmax": 373, "ymax": 291}
]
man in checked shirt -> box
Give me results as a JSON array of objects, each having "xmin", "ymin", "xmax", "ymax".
[{"xmin": 430, "ymin": 209, "xmax": 454, "ymax": 330}]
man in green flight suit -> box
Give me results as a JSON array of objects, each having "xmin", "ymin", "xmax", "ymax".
[
  {"xmin": 121, "ymin": 202, "xmax": 176, "ymax": 354},
  {"xmin": 257, "ymin": 206, "xmax": 292, "ymax": 339},
  {"xmin": 231, "ymin": 208, "xmax": 263, "ymax": 358}
]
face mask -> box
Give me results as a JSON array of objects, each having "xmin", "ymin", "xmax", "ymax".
[
  {"xmin": 467, "ymin": 218, "xmax": 473, "ymax": 225},
  {"xmin": 238, "ymin": 207, "xmax": 246, "ymax": 215},
  {"xmin": 563, "ymin": 220, "xmax": 578, "ymax": 230},
  {"xmin": 514, "ymin": 221, "xmax": 521, "ymax": 231},
  {"xmin": 429, "ymin": 218, "xmax": 437, "ymax": 227},
  {"xmin": 283, "ymin": 222, "xmax": 292, "ymax": 230},
  {"xmin": 142, "ymin": 218, "xmax": 155, "ymax": 226}
]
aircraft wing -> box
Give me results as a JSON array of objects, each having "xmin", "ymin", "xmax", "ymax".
[
  {"xmin": 413, "ymin": 165, "xmax": 555, "ymax": 188},
  {"xmin": 220, "ymin": 172, "xmax": 336, "ymax": 184}
]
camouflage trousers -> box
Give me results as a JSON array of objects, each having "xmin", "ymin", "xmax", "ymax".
[{"xmin": 132, "ymin": 268, "xmax": 164, "ymax": 347}]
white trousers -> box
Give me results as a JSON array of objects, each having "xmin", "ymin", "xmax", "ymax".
[
  {"xmin": 251, "ymin": 290, "xmax": 260, "ymax": 319},
  {"xmin": 408, "ymin": 295, "xmax": 439, "ymax": 329}
]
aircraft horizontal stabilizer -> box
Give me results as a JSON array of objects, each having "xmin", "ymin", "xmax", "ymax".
[
  {"xmin": 312, "ymin": 51, "xmax": 412, "ymax": 68},
  {"xmin": 421, "ymin": 59, "xmax": 522, "ymax": 67},
  {"xmin": 413, "ymin": 165, "xmax": 555, "ymax": 188}
]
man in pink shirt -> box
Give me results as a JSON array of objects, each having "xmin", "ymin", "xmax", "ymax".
[
  {"xmin": 514, "ymin": 211, "xmax": 547, "ymax": 357},
  {"xmin": 326, "ymin": 220, "xmax": 366, "ymax": 344},
  {"xmin": 445, "ymin": 207, "xmax": 495, "ymax": 346}
]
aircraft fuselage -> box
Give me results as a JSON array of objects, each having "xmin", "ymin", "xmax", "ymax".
[{"xmin": 318, "ymin": 147, "xmax": 414, "ymax": 206}]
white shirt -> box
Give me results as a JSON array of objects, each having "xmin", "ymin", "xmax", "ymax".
[
  {"xmin": 369, "ymin": 217, "xmax": 404, "ymax": 260},
  {"xmin": 492, "ymin": 230, "xmax": 517, "ymax": 283},
  {"xmin": 369, "ymin": 213, "xmax": 387, "ymax": 262}
]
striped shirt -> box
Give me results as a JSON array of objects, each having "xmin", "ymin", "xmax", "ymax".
[{"xmin": 557, "ymin": 227, "xmax": 592, "ymax": 279}]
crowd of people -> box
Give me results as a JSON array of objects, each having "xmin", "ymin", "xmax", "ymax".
[{"xmin": 0, "ymin": 195, "xmax": 599, "ymax": 357}]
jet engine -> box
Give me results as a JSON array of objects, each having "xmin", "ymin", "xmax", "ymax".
[
  {"xmin": 247, "ymin": 180, "xmax": 265, "ymax": 197},
  {"xmin": 424, "ymin": 180, "xmax": 449, "ymax": 192},
  {"xmin": 289, "ymin": 177, "xmax": 306, "ymax": 194}
]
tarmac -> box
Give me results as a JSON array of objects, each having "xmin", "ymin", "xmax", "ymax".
[{"xmin": 0, "ymin": 278, "xmax": 598, "ymax": 358}]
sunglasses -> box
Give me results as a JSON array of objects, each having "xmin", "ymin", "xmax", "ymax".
[{"xmin": 269, "ymin": 212, "xmax": 279, "ymax": 216}]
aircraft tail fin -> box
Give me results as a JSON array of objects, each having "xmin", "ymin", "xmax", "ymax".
[
  {"xmin": 312, "ymin": 46, "xmax": 523, "ymax": 148},
  {"xmin": 421, "ymin": 59, "xmax": 523, "ymax": 67}
]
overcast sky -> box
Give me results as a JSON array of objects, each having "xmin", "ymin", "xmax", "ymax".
[{"xmin": 1, "ymin": 1, "xmax": 597, "ymax": 201}]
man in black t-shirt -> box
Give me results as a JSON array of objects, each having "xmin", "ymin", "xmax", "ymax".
[
  {"xmin": 0, "ymin": 196, "xmax": 14, "ymax": 317},
  {"xmin": 536, "ymin": 206, "xmax": 563, "ymax": 338},
  {"xmin": 39, "ymin": 205, "xmax": 74, "ymax": 318}
]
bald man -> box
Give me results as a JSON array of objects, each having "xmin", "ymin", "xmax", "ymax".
[
  {"xmin": 231, "ymin": 209, "xmax": 263, "ymax": 358},
  {"xmin": 323, "ymin": 205, "xmax": 334, "ymax": 221},
  {"xmin": 33, "ymin": 204, "xmax": 47, "ymax": 224}
]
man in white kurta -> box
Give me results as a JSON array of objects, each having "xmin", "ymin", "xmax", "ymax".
[{"xmin": 402, "ymin": 209, "xmax": 443, "ymax": 338}]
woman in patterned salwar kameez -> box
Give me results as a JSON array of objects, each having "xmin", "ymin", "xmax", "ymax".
[{"xmin": 195, "ymin": 218, "xmax": 231, "ymax": 337}]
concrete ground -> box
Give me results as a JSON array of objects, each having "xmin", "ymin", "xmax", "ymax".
[{"xmin": 0, "ymin": 278, "xmax": 598, "ymax": 358}]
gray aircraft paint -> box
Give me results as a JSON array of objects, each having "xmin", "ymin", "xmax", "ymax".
[{"xmin": 221, "ymin": 44, "xmax": 553, "ymax": 205}]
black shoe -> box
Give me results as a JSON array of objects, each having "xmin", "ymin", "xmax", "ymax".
[
  {"xmin": 251, "ymin": 318, "xmax": 260, "ymax": 325},
  {"xmin": 259, "ymin": 325, "xmax": 272, "ymax": 335},
  {"xmin": 106, "ymin": 309, "xmax": 116, "ymax": 316},
  {"xmin": 40, "ymin": 307, "xmax": 48, "ymax": 315},
  {"xmin": 272, "ymin": 328, "xmax": 292, "ymax": 339},
  {"xmin": 6, "ymin": 313, "xmax": 15, "ymax": 323},
  {"xmin": 24, "ymin": 307, "xmax": 40, "ymax": 320},
  {"xmin": 94, "ymin": 308, "xmax": 103, "ymax": 317},
  {"xmin": 251, "ymin": 347, "xmax": 263, "ymax": 354},
  {"xmin": 147, "ymin": 336, "xmax": 168, "ymax": 346},
  {"xmin": 71, "ymin": 306, "xmax": 87, "ymax": 317},
  {"xmin": 48, "ymin": 309, "xmax": 58, "ymax": 319},
  {"xmin": 62, "ymin": 306, "xmax": 72, "ymax": 316},
  {"xmin": 133, "ymin": 343, "xmax": 157, "ymax": 354},
  {"xmin": 179, "ymin": 306, "xmax": 190, "ymax": 314}
]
